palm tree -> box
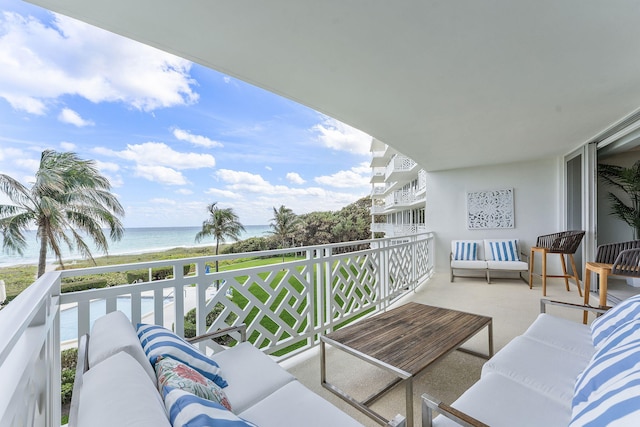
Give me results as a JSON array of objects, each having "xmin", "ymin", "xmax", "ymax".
[
  {"xmin": 195, "ymin": 202, "xmax": 245, "ymax": 289},
  {"xmin": 0, "ymin": 150, "xmax": 125, "ymax": 277},
  {"xmin": 269, "ymin": 205, "xmax": 300, "ymax": 261},
  {"xmin": 599, "ymin": 160, "xmax": 640, "ymax": 239}
]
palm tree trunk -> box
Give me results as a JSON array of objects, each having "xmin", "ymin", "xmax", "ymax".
[
  {"xmin": 37, "ymin": 227, "xmax": 47, "ymax": 278},
  {"xmin": 215, "ymin": 239, "xmax": 220, "ymax": 291}
]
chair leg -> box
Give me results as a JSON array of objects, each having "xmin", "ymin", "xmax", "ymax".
[
  {"xmin": 559, "ymin": 254, "xmax": 570, "ymax": 292},
  {"xmin": 542, "ymin": 251, "xmax": 547, "ymax": 297},
  {"xmin": 568, "ymin": 254, "xmax": 583, "ymax": 297},
  {"xmin": 529, "ymin": 248, "xmax": 535, "ymax": 289}
]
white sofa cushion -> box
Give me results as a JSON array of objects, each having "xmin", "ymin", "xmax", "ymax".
[
  {"xmin": 523, "ymin": 313, "xmax": 595, "ymax": 358},
  {"xmin": 484, "ymin": 239, "xmax": 520, "ymax": 261},
  {"xmin": 163, "ymin": 387, "xmax": 257, "ymax": 427},
  {"xmin": 239, "ymin": 380, "xmax": 364, "ymax": 427},
  {"xmin": 486, "ymin": 260, "xmax": 528, "ymax": 271},
  {"xmin": 450, "ymin": 260, "xmax": 487, "ymax": 270},
  {"xmin": 451, "ymin": 240, "xmax": 484, "ymax": 260},
  {"xmin": 482, "ymin": 336, "xmax": 591, "ymax": 404},
  {"xmin": 211, "ymin": 342, "xmax": 296, "ymax": 413},
  {"xmin": 78, "ymin": 351, "xmax": 170, "ymax": 427},
  {"xmin": 88, "ymin": 310, "xmax": 156, "ymax": 383},
  {"xmin": 433, "ymin": 372, "xmax": 571, "ymax": 427}
]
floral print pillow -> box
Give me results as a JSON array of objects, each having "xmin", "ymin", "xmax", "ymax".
[{"xmin": 155, "ymin": 355, "xmax": 232, "ymax": 411}]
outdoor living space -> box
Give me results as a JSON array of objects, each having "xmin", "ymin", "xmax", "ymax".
[{"xmin": 282, "ymin": 271, "xmax": 590, "ymax": 426}]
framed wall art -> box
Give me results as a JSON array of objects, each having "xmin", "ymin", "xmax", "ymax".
[{"xmin": 466, "ymin": 188, "xmax": 514, "ymax": 229}]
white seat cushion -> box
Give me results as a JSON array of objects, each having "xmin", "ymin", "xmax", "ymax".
[
  {"xmin": 211, "ymin": 342, "xmax": 296, "ymax": 413},
  {"xmin": 486, "ymin": 260, "xmax": 528, "ymax": 271},
  {"xmin": 523, "ymin": 314, "xmax": 595, "ymax": 358},
  {"xmin": 88, "ymin": 310, "xmax": 156, "ymax": 384},
  {"xmin": 239, "ymin": 380, "xmax": 364, "ymax": 427},
  {"xmin": 481, "ymin": 336, "xmax": 591, "ymax": 404},
  {"xmin": 450, "ymin": 260, "xmax": 487, "ymax": 270},
  {"xmin": 78, "ymin": 352, "xmax": 170, "ymax": 427},
  {"xmin": 432, "ymin": 372, "xmax": 571, "ymax": 427}
]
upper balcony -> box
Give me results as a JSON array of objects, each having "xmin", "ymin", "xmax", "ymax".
[
  {"xmin": 385, "ymin": 155, "xmax": 418, "ymax": 183},
  {"xmin": 384, "ymin": 188, "xmax": 426, "ymax": 211}
]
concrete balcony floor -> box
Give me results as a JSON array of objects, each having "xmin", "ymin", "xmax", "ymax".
[{"xmin": 282, "ymin": 272, "xmax": 591, "ymax": 426}]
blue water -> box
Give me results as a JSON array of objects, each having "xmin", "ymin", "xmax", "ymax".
[
  {"xmin": 60, "ymin": 296, "xmax": 174, "ymax": 342},
  {"xmin": 0, "ymin": 225, "xmax": 271, "ymax": 267}
]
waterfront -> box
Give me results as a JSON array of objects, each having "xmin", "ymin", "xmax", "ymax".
[{"xmin": 0, "ymin": 225, "xmax": 270, "ymax": 268}]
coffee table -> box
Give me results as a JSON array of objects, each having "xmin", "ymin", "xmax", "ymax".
[{"xmin": 320, "ymin": 302, "xmax": 493, "ymax": 427}]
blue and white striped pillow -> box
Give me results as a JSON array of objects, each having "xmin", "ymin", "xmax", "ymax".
[
  {"xmin": 570, "ymin": 364, "xmax": 640, "ymax": 426},
  {"xmin": 591, "ymin": 294, "xmax": 640, "ymax": 349},
  {"xmin": 137, "ymin": 323, "xmax": 227, "ymax": 388},
  {"xmin": 488, "ymin": 240, "xmax": 520, "ymax": 261},
  {"xmin": 573, "ymin": 335, "xmax": 640, "ymax": 408},
  {"xmin": 163, "ymin": 387, "xmax": 257, "ymax": 427},
  {"xmin": 453, "ymin": 241, "xmax": 477, "ymax": 261}
]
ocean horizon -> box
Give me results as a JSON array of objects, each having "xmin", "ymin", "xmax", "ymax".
[{"xmin": 0, "ymin": 225, "xmax": 271, "ymax": 268}]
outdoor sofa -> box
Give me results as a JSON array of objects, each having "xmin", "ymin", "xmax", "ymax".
[
  {"xmin": 422, "ymin": 297, "xmax": 640, "ymax": 426},
  {"xmin": 69, "ymin": 310, "xmax": 384, "ymax": 427},
  {"xmin": 450, "ymin": 239, "xmax": 529, "ymax": 284}
]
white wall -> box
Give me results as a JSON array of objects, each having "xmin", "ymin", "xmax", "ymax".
[{"xmin": 426, "ymin": 157, "xmax": 562, "ymax": 273}]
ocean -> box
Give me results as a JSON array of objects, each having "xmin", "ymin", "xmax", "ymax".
[{"xmin": 0, "ymin": 225, "xmax": 271, "ymax": 268}]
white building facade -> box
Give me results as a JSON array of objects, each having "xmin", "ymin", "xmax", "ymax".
[{"xmin": 370, "ymin": 139, "xmax": 426, "ymax": 238}]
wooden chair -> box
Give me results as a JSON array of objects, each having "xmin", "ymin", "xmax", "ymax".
[
  {"xmin": 583, "ymin": 240, "xmax": 640, "ymax": 323},
  {"xmin": 529, "ymin": 230, "xmax": 585, "ymax": 297}
]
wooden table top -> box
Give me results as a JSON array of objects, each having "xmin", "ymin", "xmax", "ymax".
[{"xmin": 324, "ymin": 302, "xmax": 492, "ymax": 376}]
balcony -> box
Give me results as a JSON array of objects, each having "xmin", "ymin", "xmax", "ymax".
[
  {"xmin": 370, "ymin": 223, "xmax": 427, "ymax": 237},
  {"xmin": 385, "ymin": 155, "xmax": 418, "ymax": 182},
  {"xmin": 0, "ymin": 233, "xmax": 434, "ymax": 426},
  {"xmin": 384, "ymin": 188, "xmax": 426, "ymax": 210}
]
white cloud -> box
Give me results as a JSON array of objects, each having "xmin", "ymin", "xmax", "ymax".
[
  {"xmin": 60, "ymin": 141, "xmax": 77, "ymax": 151},
  {"xmin": 315, "ymin": 162, "xmax": 371, "ymax": 188},
  {"xmin": 94, "ymin": 160, "xmax": 120, "ymax": 172},
  {"xmin": 0, "ymin": 11, "xmax": 198, "ymax": 115},
  {"xmin": 265, "ymin": 166, "xmax": 272, "ymax": 171},
  {"xmin": 286, "ymin": 172, "xmax": 306, "ymax": 185},
  {"xmin": 95, "ymin": 142, "xmax": 215, "ymax": 170},
  {"xmin": 149, "ymin": 198, "xmax": 177, "ymax": 205},
  {"xmin": 95, "ymin": 142, "xmax": 215, "ymax": 185},
  {"xmin": 58, "ymin": 108, "xmax": 94, "ymax": 127},
  {"xmin": 176, "ymin": 188, "xmax": 193, "ymax": 195},
  {"xmin": 135, "ymin": 165, "xmax": 188, "ymax": 185},
  {"xmin": 311, "ymin": 116, "xmax": 372, "ymax": 155},
  {"xmin": 173, "ymin": 128, "xmax": 223, "ymax": 148},
  {"xmin": 315, "ymin": 170, "xmax": 370, "ymax": 188},
  {"xmin": 205, "ymin": 188, "xmax": 243, "ymax": 199}
]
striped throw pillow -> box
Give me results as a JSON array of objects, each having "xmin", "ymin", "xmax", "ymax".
[
  {"xmin": 591, "ymin": 294, "xmax": 640, "ymax": 349},
  {"xmin": 137, "ymin": 323, "xmax": 227, "ymax": 388},
  {"xmin": 573, "ymin": 333, "xmax": 640, "ymax": 408},
  {"xmin": 570, "ymin": 349, "xmax": 640, "ymax": 426},
  {"xmin": 488, "ymin": 240, "xmax": 520, "ymax": 261},
  {"xmin": 163, "ymin": 387, "xmax": 257, "ymax": 427},
  {"xmin": 453, "ymin": 241, "xmax": 477, "ymax": 261}
]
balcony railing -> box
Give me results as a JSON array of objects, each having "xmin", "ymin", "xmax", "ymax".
[
  {"xmin": 0, "ymin": 233, "xmax": 434, "ymax": 427},
  {"xmin": 371, "ymin": 224, "xmax": 428, "ymax": 237},
  {"xmin": 384, "ymin": 188, "xmax": 426, "ymax": 209},
  {"xmin": 385, "ymin": 155, "xmax": 417, "ymax": 180}
]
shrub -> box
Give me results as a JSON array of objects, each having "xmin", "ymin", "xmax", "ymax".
[
  {"xmin": 60, "ymin": 279, "xmax": 108, "ymax": 293},
  {"xmin": 61, "ymin": 348, "xmax": 78, "ymax": 405}
]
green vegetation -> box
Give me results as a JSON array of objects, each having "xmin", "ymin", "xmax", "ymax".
[{"xmin": 0, "ymin": 150, "xmax": 124, "ymax": 278}]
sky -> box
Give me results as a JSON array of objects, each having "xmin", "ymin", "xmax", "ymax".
[{"xmin": 0, "ymin": 0, "xmax": 373, "ymax": 227}]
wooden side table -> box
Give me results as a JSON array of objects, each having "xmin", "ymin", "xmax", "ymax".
[{"xmin": 582, "ymin": 262, "xmax": 612, "ymax": 324}]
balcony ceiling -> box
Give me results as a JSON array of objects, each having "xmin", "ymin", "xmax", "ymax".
[{"xmin": 27, "ymin": 0, "xmax": 640, "ymax": 171}]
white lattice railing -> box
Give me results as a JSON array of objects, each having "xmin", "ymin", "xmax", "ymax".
[
  {"xmin": 0, "ymin": 233, "xmax": 434, "ymax": 427},
  {"xmin": 385, "ymin": 154, "xmax": 417, "ymax": 179}
]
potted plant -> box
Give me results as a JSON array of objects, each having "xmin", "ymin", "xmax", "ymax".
[
  {"xmin": 599, "ymin": 160, "xmax": 640, "ymax": 286},
  {"xmin": 599, "ymin": 160, "xmax": 640, "ymax": 239}
]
